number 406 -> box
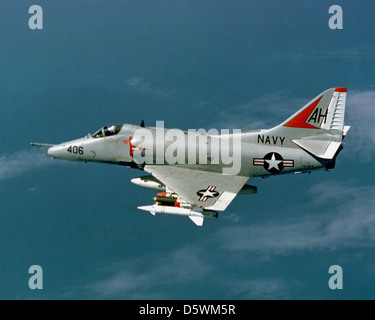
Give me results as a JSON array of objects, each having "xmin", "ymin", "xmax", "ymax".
[{"xmin": 67, "ymin": 146, "xmax": 84, "ymax": 154}]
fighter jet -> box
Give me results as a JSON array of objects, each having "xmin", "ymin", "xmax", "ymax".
[{"xmin": 32, "ymin": 88, "xmax": 349, "ymax": 226}]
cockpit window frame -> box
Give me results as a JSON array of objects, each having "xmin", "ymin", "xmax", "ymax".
[{"xmin": 92, "ymin": 124, "xmax": 122, "ymax": 138}]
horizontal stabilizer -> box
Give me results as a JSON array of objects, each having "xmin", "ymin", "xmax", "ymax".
[
  {"xmin": 343, "ymin": 125, "xmax": 351, "ymax": 138},
  {"xmin": 292, "ymin": 139, "xmax": 342, "ymax": 159}
]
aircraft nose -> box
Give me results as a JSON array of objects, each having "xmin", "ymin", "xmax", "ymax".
[
  {"xmin": 47, "ymin": 145, "xmax": 64, "ymax": 158},
  {"xmin": 47, "ymin": 146, "xmax": 56, "ymax": 157}
]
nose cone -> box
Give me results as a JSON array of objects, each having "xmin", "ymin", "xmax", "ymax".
[
  {"xmin": 47, "ymin": 146, "xmax": 57, "ymax": 157},
  {"xmin": 47, "ymin": 145, "xmax": 66, "ymax": 159}
]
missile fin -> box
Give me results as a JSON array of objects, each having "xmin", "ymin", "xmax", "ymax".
[{"xmin": 189, "ymin": 215, "xmax": 204, "ymax": 227}]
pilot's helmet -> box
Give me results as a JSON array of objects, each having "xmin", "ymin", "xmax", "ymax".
[{"xmin": 110, "ymin": 125, "xmax": 117, "ymax": 132}]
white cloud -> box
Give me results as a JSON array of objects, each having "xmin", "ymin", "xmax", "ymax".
[
  {"xmin": 271, "ymin": 47, "xmax": 371, "ymax": 64},
  {"xmin": 88, "ymin": 246, "xmax": 214, "ymax": 299},
  {"xmin": 221, "ymin": 212, "xmax": 242, "ymax": 223},
  {"xmin": 216, "ymin": 181, "xmax": 375, "ymax": 255},
  {"xmin": 231, "ymin": 278, "xmax": 291, "ymax": 300},
  {"xmin": 345, "ymin": 90, "xmax": 375, "ymax": 162},
  {"xmin": 0, "ymin": 148, "xmax": 55, "ymax": 181},
  {"xmin": 127, "ymin": 78, "xmax": 175, "ymax": 98}
]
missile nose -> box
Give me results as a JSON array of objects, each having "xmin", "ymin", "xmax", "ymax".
[{"xmin": 130, "ymin": 177, "xmax": 139, "ymax": 185}]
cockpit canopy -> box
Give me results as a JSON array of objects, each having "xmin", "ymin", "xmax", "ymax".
[{"xmin": 92, "ymin": 124, "xmax": 122, "ymax": 138}]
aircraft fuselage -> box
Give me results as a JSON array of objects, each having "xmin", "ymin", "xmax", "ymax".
[{"xmin": 46, "ymin": 123, "xmax": 329, "ymax": 178}]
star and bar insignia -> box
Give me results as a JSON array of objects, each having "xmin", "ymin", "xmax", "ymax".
[
  {"xmin": 253, "ymin": 152, "xmax": 294, "ymax": 173},
  {"xmin": 197, "ymin": 186, "xmax": 219, "ymax": 202}
]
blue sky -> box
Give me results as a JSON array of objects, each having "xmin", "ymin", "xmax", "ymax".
[{"xmin": 1, "ymin": 0, "xmax": 375, "ymax": 299}]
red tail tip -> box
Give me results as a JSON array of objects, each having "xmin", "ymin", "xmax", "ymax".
[{"xmin": 335, "ymin": 87, "xmax": 347, "ymax": 92}]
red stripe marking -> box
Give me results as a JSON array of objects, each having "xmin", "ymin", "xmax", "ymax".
[
  {"xmin": 283, "ymin": 161, "xmax": 294, "ymax": 166},
  {"xmin": 128, "ymin": 135, "xmax": 134, "ymax": 157},
  {"xmin": 283, "ymin": 96, "xmax": 322, "ymax": 129}
]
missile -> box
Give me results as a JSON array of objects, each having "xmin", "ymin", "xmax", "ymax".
[
  {"xmin": 137, "ymin": 204, "xmax": 218, "ymax": 226},
  {"xmin": 131, "ymin": 176, "xmax": 166, "ymax": 191}
]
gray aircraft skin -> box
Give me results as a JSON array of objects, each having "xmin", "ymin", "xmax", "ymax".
[{"xmin": 32, "ymin": 88, "xmax": 349, "ymax": 226}]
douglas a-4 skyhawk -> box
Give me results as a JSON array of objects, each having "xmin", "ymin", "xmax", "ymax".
[{"xmin": 32, "ymin": 88, "xmax": 349, "ymax": 226}]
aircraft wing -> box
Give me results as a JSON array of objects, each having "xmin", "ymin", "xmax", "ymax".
[{"xmin": 144, "ymin": 165, "xmax": 249, "ymax": 211}]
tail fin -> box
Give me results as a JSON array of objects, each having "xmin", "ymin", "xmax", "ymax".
[
  {"xmin": 282, "ymin": 88, "xmax": 347, "ymax": 131},
  {"xmin": 270, "ymin": 88, "xmax": 350, "ymax": 160}
]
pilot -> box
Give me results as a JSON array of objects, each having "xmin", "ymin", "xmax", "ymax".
[{"xmin": 106, "ymin": 125, "xmax": 117, "ymax": 136}]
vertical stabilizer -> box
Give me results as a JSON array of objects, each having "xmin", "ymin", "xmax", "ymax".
[
  {"xmin": 266, "ymin": 88, "xmax": 349, "ymax": 160},
  {"xmin": 282, "ymin": 88, "xmax": 347, "ymax": 132}
]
